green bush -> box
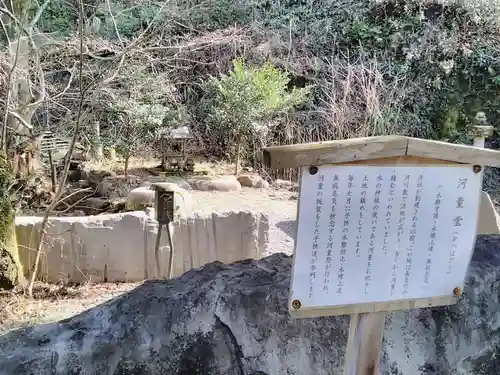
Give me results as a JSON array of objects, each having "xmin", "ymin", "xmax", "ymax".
[
  {"xmin": 94, "ymin": 2, "xmax": 160, "ymax": 39},
  {"xmin": 198, "ymin": 59, "xmax": 309, "ymax": 170},
  {"xmin": 186, "ymin": 0, "xmax": 252, "ymax": 30},
  {"xmin": 38, "ymin": 0, "xmax": 76, "ymax": 35}
]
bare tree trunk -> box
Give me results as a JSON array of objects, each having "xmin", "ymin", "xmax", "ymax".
[
  {"xmin": 0, "ymin": 153, "xmax": 25, "ymax": 290},
  {"xmin": 104, "ymin": 147, "xmax": 117, "ymax": 162},
  {"xmin": 124, "ymin": 154, "xmax": 130, "ymax": 177},
  {"xmin": 109, "ymin": 148, "xmax": 116, "ymax": 161},
  {"xmin": 0, "ymin": 0, "xmax": 33, "ymax": 289},
  {"xmin": 48, "ymin": 150, "xmax": 57, "ymax": 192},
  {"xmin": 2, "ymin": 34, "xmax": 32, "ymax": 153},
  {"xmin": 8, "ymin": 37, "xmax": 36, "ymax": 139},
  {"xmin": 90, "ymin": 121, "xmax": 103, "ymax": 161},
  {"xmin": 234, "ymin": 135, "xmax": 241, "ymax": 175},
  {"xmin": 27, "ymin": 0, "xmax": 86, "ymax": 296},
  {"xmin": 0, "ymin": 214, "xmax": 25, "ymax": 290}
]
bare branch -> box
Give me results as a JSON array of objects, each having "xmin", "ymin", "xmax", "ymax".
[
  {"xmin": 25, "ymin": 37, "xmax": 46, "ymax": 108},
  {"xmin": 0, "ymin": 6, "xmax": 30, "ymax": 36},
  {"xmin": 74, "ymin": 1, "xmax": 170, "ymax": 97},
  {"xmin": 0, "ymin": 15, "xmax": 10, "ymax": 44},
  {"xmin": 7, "ymin": 110, "xmax": 33, "ymax": 130},
  {"xmin": 84, "ymin": 0, "xmax": 168, "ymax": 63},
  {"xmin": 0, "ymin": 7, "xmax": 19, "ymax": 24},
  {"xmin": 28, "ymin": 0, "xmax": 86, "ymax": 296},
  {"xmin": 1, "ymin": 6, "xmax": 30, "ymax": 149},
  {"xmin": 50, "ymin": 63, "xmax": 77, "ymax": 100},
  {"xmin": 105, "ymin": 0, "xmax": 124, "ymax": 48},
  {"xmin": 100, "ymin": 54, "xmax": 126, "ymax": 86},
  {"xmin": 1, "ymin": 0, "xmax": 49, "ymax": 136},
  {"xmin": 56, "ymin": 187, "xmax": 93, "ymax": 204},
  {"xmin": 28, "ymin": 0, "xmax": 51, "ymax": 30}
]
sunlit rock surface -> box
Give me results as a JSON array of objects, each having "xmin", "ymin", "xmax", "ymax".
[{"xmin": 0, "ymin": 235, "xmax": 499, "ymax": 375}]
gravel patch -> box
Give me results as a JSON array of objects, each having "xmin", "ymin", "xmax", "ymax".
[{"xmin": 189, "ymin": 187, "xmax": 298, "ymax": 256}]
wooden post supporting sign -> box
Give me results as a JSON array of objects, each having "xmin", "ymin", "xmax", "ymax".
[{"xmin": 263, "ymin": 131, "xmax": 500, "ymax": 375}]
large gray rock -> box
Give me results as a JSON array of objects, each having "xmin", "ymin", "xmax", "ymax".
[
  {"xmin": 191, "ymin": 175, "xmax": 242, "ymax": 191},
  {"xmin": 386, "ymin": 234, "xmax": 500, "ymax": 375},
  {"xmin": 81, "ymin": 168, "xmax": 116, "ymax": 188},
  {"xmin": 1, "ymin": 236, "xmax": 500, "ymax": 375}
]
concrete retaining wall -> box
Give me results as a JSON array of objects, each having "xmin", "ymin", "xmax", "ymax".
[{"xmin": 15, "ymin": 211, "xmax": 269, "ymax": 283}]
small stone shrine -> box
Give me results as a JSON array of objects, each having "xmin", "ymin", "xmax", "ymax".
[{"xmin": 158, "ymin": 126, "xmax": 194, "ymax": 172}]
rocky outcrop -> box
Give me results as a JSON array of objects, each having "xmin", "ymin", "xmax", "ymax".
[
  {"xmin": 1, "ymin": 236, "xmax": 500, "ymax": 374},
  {"xmin": 237, "ymin": 174, "xmax": 269, "ymax": 188},
  {"xmin": 141, "ymin": 177, "xmax": 192, "ymax": 191},
  {"xmin": 125, "ymin": 183, "xmax": 192, "ymax": 217},
  {"xmin": 98, "ymin": 175, "xmax": 142, "ymax": 199},
  {"xmin": 81, "ymin": 168, "xmax": 116, "ymax": 188},
  {"xmin": 272, "ymin": 178, "xmax": 297, "ymax": 190},
  {"xmin": 190, "ymin": 175, "xmax": 242, "ymax": 191},
  {"xmin": 77, "ymin": 197, "xmax": 110, "ymax": 215},
  {"xmin": 125, "ymin": 186, "xmax": 155, "ymax": 210},
  {"xmin": 15, "ymin": 210, "xmax": 268, "ymax": 283}
]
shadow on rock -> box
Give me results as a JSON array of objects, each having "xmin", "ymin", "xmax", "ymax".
[
  {"xmin": 1, "ymin": 235, "xmax": 500, "ymax": 375},
  {"xmin": 0, "ymin": 254, "xmax": 347, "ymax": 375},
  {"xmin": 275, "ymin": 220, "xmax": 296, "ymax": 238}
]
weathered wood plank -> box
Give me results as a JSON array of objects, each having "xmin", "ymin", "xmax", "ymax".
[
  {"xmin": 263, "ymin": 136, "xmax": 500, "ymax": 169},
  {"xmin": 289, "ymin": 295, "xmax": 456, "ymax": 318},
  {"xmin": 406, "ymin": 137, "xmax": 500, "ymax": 168},
  {"xmin": 343, "ymin": 312, "xmax": 386, "ymax": 375},
  {"xmin": 331, "ymin": 155, "xmax": 459, "ymax": 166},
  {"xmin": 263, "ymin": 136, "xmax": 408, "ymax": 169},
  {"xmin": 477, "ymin": 191, "xmax": 500, "ymax": 236}
]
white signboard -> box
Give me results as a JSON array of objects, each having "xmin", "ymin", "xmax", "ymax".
[{"xmin": 291, "ymin": 165, "xmax": 481, "ymax": 315}]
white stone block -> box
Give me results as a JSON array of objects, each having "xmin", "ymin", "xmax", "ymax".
[{"xmin": 16, "ymin": 210, "xmax": 269, "ymax": 283}]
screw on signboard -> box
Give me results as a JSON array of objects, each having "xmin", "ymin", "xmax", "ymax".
[
  {"xmin": 292, "ymin": 299, "xmax": 302, "ymax": 310},
  {"xmin": 453, "ymin": 287, "xmax": 462, "ymax": 296},
  {"xmin": 472, "ymin": 165, "xmax": 482, "ymax": 174},
  {"xmin": 309, "ymin": 166, "xmax": 318, "ymax": 175}
]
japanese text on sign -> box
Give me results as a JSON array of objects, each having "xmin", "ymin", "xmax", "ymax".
[{"xmin": 291, "ymin": 165, "xmax": 481, "ymax": 310}]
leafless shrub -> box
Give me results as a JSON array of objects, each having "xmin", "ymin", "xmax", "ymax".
[{"xmin": 314, "ymin": 54, "xmax": 431, "ymax": 141}]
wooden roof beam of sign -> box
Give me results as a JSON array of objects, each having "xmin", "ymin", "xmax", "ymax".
[
  {"xmin": 263, "ymin": 136, "xmax": 500, "ymax": 169},
  {"xmin": 406, "ymin": 138, "xmax": 500, "ymax": 167},
  {"xmin": 262, "ymin": 136, "xmax": 408, "ymax": 169}
]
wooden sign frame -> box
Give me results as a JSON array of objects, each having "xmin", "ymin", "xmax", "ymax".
[
  {"xmin": 288, "ymin": 157, "xmax": 482, "ymax": 319},
  {"xmin": 263, "ymin": 129, "xmax": 499, "ymax": 375}
]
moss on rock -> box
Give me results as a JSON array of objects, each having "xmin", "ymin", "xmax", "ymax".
[{"xmin": 0, "ymin": 153, "xmax": 24, "ymax": 290}]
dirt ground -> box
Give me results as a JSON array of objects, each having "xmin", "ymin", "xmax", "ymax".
[
  {"xmin": 0, "ymin": 185, "xmax": 299, "ymax": 334},
  {"xmin": 0, "ymin": 282, "xmax": 141, "ymax": 334}
]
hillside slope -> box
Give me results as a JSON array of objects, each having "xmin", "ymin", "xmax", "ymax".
[{"xmin": 1, "ymin": 0, "xmax": 499, "ymax": 199}]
